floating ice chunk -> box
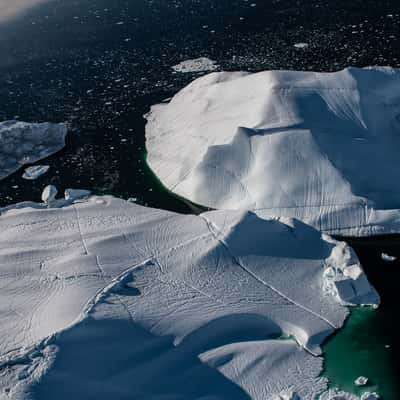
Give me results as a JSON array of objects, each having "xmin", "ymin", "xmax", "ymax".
[
  {"xmin": 354, "ymin": 376, "xmax": 369, "ymax": 386},
  {"xmin": 0, "ymin": 195, "xmax": 378, "ymax": 399},
  {"xmin": 64, "ymin": 188, "xmax": 91, "ymax": 201},
  {"xmin": 294, "ymin": 42, "xmax": 309, "ymax": 49},
  {"xmin": 0, "ymin": 120, "xmax": 67, "ymax": 181},
  {"xmin": 361, "ymin": 392, "xmax": 380, "ymax": 400},
  {"xmin": 381, "ymin": 253, "xmax": 397, "ymax": 262},
  {"xmin": 41, "ymin": 184, "xmax": 58, "ymax": 204},
  {"xmin": 22, "ymin": 165, "xmax": 50, "ymax": 180},
  {"xmin": 145, "ymin": 67, "xmax": 400, "ymax": 236},
  {"xmin": 172, "ymin": 57, "xmax": 219, "ymax": 73}
]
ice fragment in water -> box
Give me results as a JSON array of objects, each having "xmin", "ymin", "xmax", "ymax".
[{"xmin": 22, "ymin": 165, "xmax": 50, "ymax": 180}]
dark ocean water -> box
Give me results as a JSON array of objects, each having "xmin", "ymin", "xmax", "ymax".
[{"xmin": 0, "ymin": 0, "xmax": 399, "ymax": 398}]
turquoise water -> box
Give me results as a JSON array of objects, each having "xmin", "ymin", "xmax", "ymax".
[
  {"xmin": 323, "ymin": 237, "xmax": 400, "ymax": 399},
  {"xmin": 324, "ymin": 308, "xmax": 398, "ymax": 399}
]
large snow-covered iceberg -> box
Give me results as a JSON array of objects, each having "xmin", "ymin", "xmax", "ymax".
[
  {"xmin": 0, "ymin": 120, "xmax": 67, "ymax": 181},
  {"xmin": 145, "ymin": 67, "xmax": 400, "ymax": 236},
  {"xmin": 0, "ymin": 192, "xmax": 378, "ymax": 399}
]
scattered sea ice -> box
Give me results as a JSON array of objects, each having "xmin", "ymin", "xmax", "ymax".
[{"xmin": 172, "ymin": 57, "xmax": 219, "ymax": 73}]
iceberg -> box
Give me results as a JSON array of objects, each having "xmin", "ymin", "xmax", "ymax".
[
  {"xmin": 0, "ymin": 120, "xmax": 67, "ymax": 181},
  {"xmin": 145, "ymin": 67, "xmax": 400, "ymax": 236},
  {"xmin": 0, "ymin": 191, "xmax": 378, "ymax": 399},
  {"xmin": 22, "ymin": 165, "xmax": 50, "ymax": 180}
]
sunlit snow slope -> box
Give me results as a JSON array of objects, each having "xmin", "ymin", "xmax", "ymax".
[
  {"xmin": 146, "ymin": 67, "xmax": 400, "ymax": 236},
  {"xmin": 0, "ymin": 194, "xmax": 377, "ymax": 399}
]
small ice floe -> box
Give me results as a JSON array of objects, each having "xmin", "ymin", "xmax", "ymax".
[
  {"xmin": 354, "ymin": 376, "xmax": 369, "ymax": 386},
  {"xmin": 294, "ymin": 42, "xmax": 309, "ymax": 49},
  {"xmin": 361, "ymin": 392, "xmax": 380, "ymax": 400},
  {"xmin": 64, "ymin": 189, "xmax": 91, "ymax": 201},
  {"xmin": 381, "ymin": 253, "xmax": 397, "ymax": 262},
  {"xmin": 22, "ymin": 165, "xmax": 50, "ymax": 180},
  {"xmin": 172, "ymin": 57, "xmax": 219, "ymax": 73},
  {"xmin": 0, "ymin": 120, "xmax": 67, "ymax": 181},
  {"xmin": 41, "ymin": 185, "xmax": 58, "ymax": 206}
]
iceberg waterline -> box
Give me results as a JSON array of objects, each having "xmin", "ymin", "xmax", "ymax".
[
  {"xmin": 0, "ymin": 191, "xmax": 378, "ymax": 399},
  {"xmin": 145, "ymin": 66, "xmax": 400, "ymax": 237},
  {"xmin": 0, "ymin": 120, "xmax": 67, "ymax": 181}
]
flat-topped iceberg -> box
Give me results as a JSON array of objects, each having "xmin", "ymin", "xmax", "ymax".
[
  {"xmin": 145, "ymin": 67, "xmax": 400, "ymax": 236},
  {"xmin": 0, "ymin": 120, "xmax": 67, "ymax": 181},
  {"xmin": 0, "ymin": 192, "xmax": 377, "ymax": 399}
]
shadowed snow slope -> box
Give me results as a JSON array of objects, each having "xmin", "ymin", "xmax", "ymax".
[
  {"xmin": 0, "ymin": 195, "xmax": 378, "ymax": 399},
  {"xmin": 145, "ymin": 67, "xmax": 400, "ymax": 236},
  {"xmin": 0, "ymin": 120, "xmax": 67, "ymax": 181}
]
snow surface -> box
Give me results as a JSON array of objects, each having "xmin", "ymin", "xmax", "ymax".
[
  {"xmin": 172, "ymin": 57, "xmax": 219, "ymax": 73},
  {"xmin": 145, "ymin": 67, "xmax": 400, "ymax": 236},
  {"xmin": 0, "ymin": 192, "xmax": 378, "ymax": 399},
  {"xmin": 0, "ymin": 120, "xmax": 67, "ymax": 181}
]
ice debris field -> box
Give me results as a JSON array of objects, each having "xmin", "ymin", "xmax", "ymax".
[
  {"xmin": 172, "ymin": 57, "xmax": 219, "ymax": 73},
  {"xmin": 0, "ymin": 121, "xmax": 67, "ymax": 181},
  {"xmin": 0, "ymin": 187, "xmax": 378, "ymax": 399},
  {"xmin": 146, "ymin": 67, "xmax": 400, "ymax": 237}
]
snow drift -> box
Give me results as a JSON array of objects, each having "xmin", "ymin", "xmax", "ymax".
[
  {"xmin": 0, "ymin": 192, "xmax": 378, "ymax": 399},
  {"xmin": 145, "ymin": 67, "xmax": 400, "ymax": 236},
  {"xmin": 0, "ymin": 120, "xmax": 67, "ymax": 181}
]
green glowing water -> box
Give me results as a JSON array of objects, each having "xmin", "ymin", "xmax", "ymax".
[
  {"xmin": 324, "ymin": 308, "xmax": 397, "ymax": 399},
  {"xmin": 323, "ymin": 237, "xmax": 400, "ymax": 399}
]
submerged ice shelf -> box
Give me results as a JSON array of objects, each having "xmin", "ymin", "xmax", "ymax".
[
  {"xmin": 0, "ymin": 191, "xmax": 378, "ymax": 399},
  {"xmin": 0, "ymin": 120, "xmax": 67, "ymax": 181},
  {"xmin": 145, "ymin": 67, "xmax": 400, "ymax": 237}
]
